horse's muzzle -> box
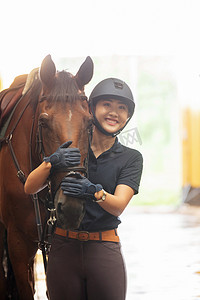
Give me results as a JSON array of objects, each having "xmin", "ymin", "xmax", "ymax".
[{"xmin": 54, "ymin": 188, "xmax": 85, "ymax": 230}]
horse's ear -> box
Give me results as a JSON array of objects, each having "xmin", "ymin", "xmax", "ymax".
[
  {"xmin": 75, "ymin": 56, "xmax": 94, "ymax": 90},
  {"xmin": 40, "ymin": 55, "xmax": 56, "ymax": 90}
]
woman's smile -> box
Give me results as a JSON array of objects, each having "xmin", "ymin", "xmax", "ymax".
[
  {"xmin": 95, "ymin": 99, "xmax": 129, "ymax": 134},
  {"xmin": 105, "ymin": 117, "xmax": 119, "ymax": 126}
]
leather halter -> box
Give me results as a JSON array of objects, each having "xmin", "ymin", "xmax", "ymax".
[
  {"xmin": 37, "ymin": 92, "xmax": 90, "ymax": 177},
  {"xmin": 37, "ymin": 101, "xmax": 92, "ymax": 180}
]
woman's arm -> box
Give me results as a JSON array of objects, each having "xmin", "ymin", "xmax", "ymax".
[
  {"xmin": 61, "ymin": 175, "xmax": 135, "ymax": 217},
  {"xmin": 95, "ymin": 184, "xmax": 135, "ymax": 217},
  {"xmin": 24, "ymin": 142, "xmax": 81, "ymax": 195},
  {"xmin": 24, "ymin": 162, "xmax": 51, "ymax": 194}
]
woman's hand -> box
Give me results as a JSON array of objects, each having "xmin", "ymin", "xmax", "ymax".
[
  {"xmin": 44, "ymin": 141, "xmax": 81, "ymax": 172},
  {"xmin": 61, "ymin": 175, "xmax": 135, "ymax": 216},
  {"xmin": 61, "ymin": 175, "xmax": 103, "ymax": 200},
  {"xmin": 24, "ymin": 141, "xmax": 81, "ymax": 194}
]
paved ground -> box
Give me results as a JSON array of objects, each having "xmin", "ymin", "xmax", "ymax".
[{"xmin": 34, "ymin": 204, "xmax": 200, "ymax": 300}]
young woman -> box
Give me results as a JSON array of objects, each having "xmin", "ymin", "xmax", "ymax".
[{"xmin": 24, "ymin": 77, "xmax": 143, "ymax": 300}]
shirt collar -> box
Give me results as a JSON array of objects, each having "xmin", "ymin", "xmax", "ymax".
[
  {"xmin": 89, "ymin": 137, "xmax": 124, "ymax": 158},
  {"xmin": 109, "ymin": 137, "xmax": 124, "ymax": 153}
]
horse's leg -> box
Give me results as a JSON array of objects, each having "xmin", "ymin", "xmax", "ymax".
[
  {"xmin": 0, "ymin": 221, "xmax": 7, "ymax": 300},
  {"xmin": 7, "ymin": 225, "xmax": 38, "ymax": 300}
]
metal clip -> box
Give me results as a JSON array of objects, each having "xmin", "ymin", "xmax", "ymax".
[
  {"xmin": 17, "ymin": 170, "xmax": 26, "ymax": 184},
  {"xmin": 66, "ymin": 170, "xmax": 76, "ymax": 177},
  {"xmin": 47, "ymin": 208, "xmax": 57, "ymax": 226},
  {"xmin": 6, "ymin": 134, "xmax": 13, "ymax": 143}
]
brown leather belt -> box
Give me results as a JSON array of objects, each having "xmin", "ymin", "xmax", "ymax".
[{"xmin": 55, "ymin": 227, "xmax": 120, "ymax": 243}]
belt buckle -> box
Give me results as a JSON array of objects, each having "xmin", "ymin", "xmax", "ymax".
[{"xmin": 77, "ymin": 231, "xmax": 90, "ymax": 242}]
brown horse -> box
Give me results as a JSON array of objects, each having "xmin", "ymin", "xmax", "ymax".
[{"xmin": 0, "ymin": 54, "xmax": 93, "ymax": 299}]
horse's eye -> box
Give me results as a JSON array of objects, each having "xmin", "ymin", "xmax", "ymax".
[
  {"xmin": 39, "ymin": 120, "xmax": 47, "ymax": 128},
  {"xmin": 39, "ymin": 113, "xmax": 50, "ymax": 128}
]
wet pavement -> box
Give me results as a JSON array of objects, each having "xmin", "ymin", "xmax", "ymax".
[{"xmin": 34, "ymin": 205, "xmax": 200, "ymax": 300}]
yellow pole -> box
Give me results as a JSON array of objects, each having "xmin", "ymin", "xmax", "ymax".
[{"xmin": 182, "ymin": 108, "xmax": 200, "ymax": 187}]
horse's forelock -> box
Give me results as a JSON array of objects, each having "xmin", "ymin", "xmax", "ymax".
[
  {"xmin": 46, "ymin": 71, "xmax": 83, "ymax": 105},
  {"xmin": 29, "ymin": 70, "xmax": 84, "ymax": 106}
]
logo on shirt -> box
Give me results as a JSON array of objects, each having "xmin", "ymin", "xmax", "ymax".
[{"xmin": 119, "ymin": 127, "xmax": 142, "ymax": 146}]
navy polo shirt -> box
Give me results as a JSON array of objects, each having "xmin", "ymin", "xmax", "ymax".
[{"xmin": 79, "ymin": 138, "xmax": 143, "ymax": 232}]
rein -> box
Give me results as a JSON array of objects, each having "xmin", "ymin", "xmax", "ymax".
[
  {"xmin": 0, "ymin": 93, "xmax": 49, "ymax": 270},
  {"xmin": 0, "ymin": 94, "xmax": 32, "ymax": 183}
]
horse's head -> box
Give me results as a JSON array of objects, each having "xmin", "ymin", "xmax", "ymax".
[{"xmin": 37, "ymin": 55, "xmax": 93, "ymax": 229}]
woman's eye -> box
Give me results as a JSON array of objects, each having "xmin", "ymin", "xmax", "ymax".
[{"xmin": 103, "ymin": 102, "xmax": 110, "ymax": 107}]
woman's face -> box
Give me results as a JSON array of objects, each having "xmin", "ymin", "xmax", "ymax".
[{"xmin": 95, "ymin": 99, "xmax": 129, "ymax": 135}]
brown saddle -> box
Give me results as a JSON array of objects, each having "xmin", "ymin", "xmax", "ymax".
[{"xmin": 0, "ymin": 74, "xmax": 27, "ymax": 128}]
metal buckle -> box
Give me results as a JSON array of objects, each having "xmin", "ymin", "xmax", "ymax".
[
  {"xmin": 77, "ymin": 231, "xmax": 90, "ymax": 242},
  {"xmin": 47, "ymin": 208, "xmax": 57, "ymax": 226}
]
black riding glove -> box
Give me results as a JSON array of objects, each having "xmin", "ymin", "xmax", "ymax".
[
  {"xmin": 43, "ymin": 141, "xmax": 81, "ymax": 172},
  {"xmin": 61, "ymin": 174, "xmax": 103, "ymax": 200}
]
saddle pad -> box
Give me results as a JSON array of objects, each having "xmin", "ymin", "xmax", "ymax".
[
  {"xmin": 0, "ymin": 86, "xmax": 24, "ymax": 128},
  {"xmin": 0, "ymin": 74, "xmax": 28, "ymax": 127}
]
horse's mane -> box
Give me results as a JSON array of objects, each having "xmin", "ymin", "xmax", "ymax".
[{"xmin": 29, "ymin": 70, "xmax": 83, "ymax": 106}]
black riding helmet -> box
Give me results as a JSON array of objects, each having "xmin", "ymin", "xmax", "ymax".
[{"xmin": 89, "ymin": 78, "xmax": 135, "ymax": 137}]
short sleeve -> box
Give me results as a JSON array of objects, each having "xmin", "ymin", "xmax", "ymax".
[{"xmin": 117, "ymin": 150, "xmax": 143, "ymax": 194}]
